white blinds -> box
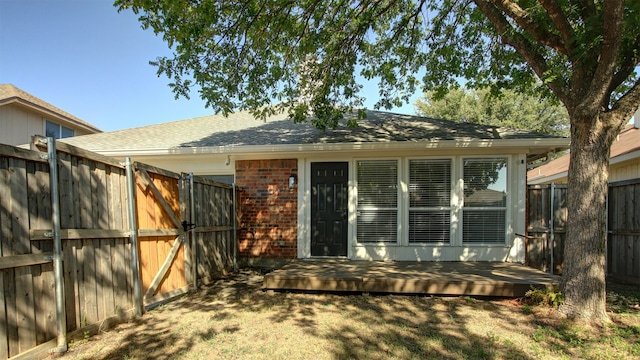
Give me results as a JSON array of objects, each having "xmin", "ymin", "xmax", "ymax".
[
  {"xmin": 409, "ymin": 159, "xmax": 452, "ymax": 243},
  {"xmin": 462, "ymin": 210, "xmax": 506, "ymax": 243},
  {"xmin": 409, "ymin": 211, "xmax": 450, "ymax": 243},
  {"xmin": 356, "ymin": 160, "xmax": 398, "ymax": 243},
  {"xmin": 462, "ymin": 158, "xmax": 507, "ymax": 244},
  {"xmin": 357, "ymin": 160, "xmax": 398, "ymax": 207}
]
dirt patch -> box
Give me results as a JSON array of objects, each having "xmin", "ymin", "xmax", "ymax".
[{"xmin": 57, "ymin": 270, "xmax": 640, "ymax": 360}]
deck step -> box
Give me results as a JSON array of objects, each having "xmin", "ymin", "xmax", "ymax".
[{"xmin": 263, "ymin": 260, "xmax": 559, "ymax": 297}]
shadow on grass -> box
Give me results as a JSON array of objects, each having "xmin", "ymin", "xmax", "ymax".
[{"xmin": 62, "ymin": 271, "xmax": 640, "ymax": 360}]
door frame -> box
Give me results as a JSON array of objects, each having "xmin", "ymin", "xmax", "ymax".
[{"xmin": 298, "ymin": 158, "xmax": 354, "ymax": 260}]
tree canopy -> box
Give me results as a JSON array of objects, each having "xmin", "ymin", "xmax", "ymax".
[
  {"xmin": 415, "ymin": 86, "xmax": 569, "ymax": 135},
  {"xmin": 116, "ymin": 0, "xmax": 640, "ymax": 324}
]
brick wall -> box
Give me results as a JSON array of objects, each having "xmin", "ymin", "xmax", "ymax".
[{"xmin": 235, "ymin": 159, "xmax": 298, "ymax": 262}]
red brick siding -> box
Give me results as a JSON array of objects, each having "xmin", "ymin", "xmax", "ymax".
[{"xmin": 236, "ymin": 159, "xmax": 297, "ymax": 259}]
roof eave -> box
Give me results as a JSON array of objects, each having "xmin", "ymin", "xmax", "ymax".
[
  {"xmin": 88, "ymin": 137, "xmax": 570, "ymax": 158},
  {"xmin": 0, "ymin": 97, "xmax": 102, "ymax": 133},
  {"xmin": 528, "ymin": 172, "xmax": 568, "ymax": 185}
]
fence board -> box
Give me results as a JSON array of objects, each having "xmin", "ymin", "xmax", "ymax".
[
  {"xmin": 0, "ymin": 156, "xmax": 10, "ymax": 358},
  {"xmin": 9, "ymin": 158, "xmax": 38, "ymax": 355},
  {"xmin": 33, "ymin": 161, "xmax": 56, "ymax": 343}
]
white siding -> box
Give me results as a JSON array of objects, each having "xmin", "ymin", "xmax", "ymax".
[
  {"xmin": 0, "ymin": 104, "xmax": 43, "ymax": 146},
  {"xmin": 0, "ymin": 103, "xmax": 96, "ymax": 146},
  {"xmin": 610, "ymin": 159, "xmax": 640, "ymax": 183}
]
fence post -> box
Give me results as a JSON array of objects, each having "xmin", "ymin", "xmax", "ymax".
[
  {"xmin": 549, "ymin": 183, "xmax": 555, "ymax": 274},
  {"xmin": 232, "ymin": 183, "xmax": 238, "ymax": 272},
  {"xmin": 125, "ymin": 158, "xmax": 143, "ymax": 317},
  {"xmin": 47, "ymin": 137, "xmax": 68, "ymax": 353},
  {"xmin": 188, "ymin": 173, "xmax": 197, "ymax": 289}
]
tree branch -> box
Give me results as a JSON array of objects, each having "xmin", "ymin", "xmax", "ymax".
[
  {"xmin": 538, "ymin": 0, "xmax": 575, "ymax": 53},
  {"xmin": 577, "ymin": 0, "xmax": 625, "ymax": 115},
  {"xmin": 576, "ymin": 0, "xmax": 597, "ymax": 21},
  {"xmin": 606, "ymin": 34, "xmax": 640, "ymax": 102},
  {"xmin": 609, "ymin": 79, "xmax": 640, "ymax": 129},
  {"xmin": 473, "ymin": 0, "xmax": 570, "ymax": 104},
  {"xmin": 493, "ymin": 0, "xmax": 568, "ymax": 55}
]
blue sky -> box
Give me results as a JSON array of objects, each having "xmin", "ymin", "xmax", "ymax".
[{"xmin": 0, "ymin": 0, "xmax": 419, "ymax": 132}]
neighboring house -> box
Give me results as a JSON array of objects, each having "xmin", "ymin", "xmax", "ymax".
[
  {"xmin": 62, "ymin": 110, "xmax": 568, "ymax": 266},
  {"xmin": 0, "ymin": 84, "xmax": 101, "ymax": 146},
  {"xmin": 528, "ymin": 112, "xmax": 640, "ymax": 185}
]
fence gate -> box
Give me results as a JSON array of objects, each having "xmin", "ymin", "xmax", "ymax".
[
  {"xmin": 180, "ymin": 174, "xmax": 236, "ymax": 287},
  {"xmin": 133, "ymin": 164, "xmax": 188, "ymax": 306},
  {"xmin": 526, "ymin": 184, "xmax": 567, "ymax": 274}
]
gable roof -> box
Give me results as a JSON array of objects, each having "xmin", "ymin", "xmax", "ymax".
[
  {"xmin": 0, "ymin": 84, "xmax": 102, "ymax": 133},
  {"xmin": 61, "ymin": 109, "xmax": 568, "ymax": 159},
  {"xmin": 528, "ymin": 124, "xmax": 640, "ymax": 183}
]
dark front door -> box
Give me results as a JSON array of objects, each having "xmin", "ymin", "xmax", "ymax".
[{"xmin": 311, "ymin": 162, "xmax": 348, "ymax": 257}]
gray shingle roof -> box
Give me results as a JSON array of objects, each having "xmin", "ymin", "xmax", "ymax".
[{"xmin": 61, "ymin": 109, "xmax": 560, "ymax": 152}]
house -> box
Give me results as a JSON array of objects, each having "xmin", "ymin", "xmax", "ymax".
[
  {"xmin": 0, "ymin": 84, "xmax": 101, "ymax": 146},
  {"xmin": 528, "ymin": 111, "xmax": 640, "ymax": 185},
  {"xmin": 61, "ymin": 110, "xmax": 568, "ymax": 267}
]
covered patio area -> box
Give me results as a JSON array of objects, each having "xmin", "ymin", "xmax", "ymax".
[{"xmin": 263, "ymin": 260, "xmax": 560, "ymax": 297}]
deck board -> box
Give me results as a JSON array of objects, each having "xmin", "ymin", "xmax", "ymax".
[{"xmin": 263, "ymin": 260, "xmax": 560, "ymax": 297}]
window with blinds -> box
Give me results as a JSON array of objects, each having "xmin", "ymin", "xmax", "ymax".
[
  {"xmin": 462, "ymin": 158, "xmax": 507, "ymax": 244},
  {"xmin": 356, "ymin": 160, "xmax": 398, "ymax": 243},
  {"xmin": 408, "ymin": 159, "xmax": 451, "ymax": 244}
]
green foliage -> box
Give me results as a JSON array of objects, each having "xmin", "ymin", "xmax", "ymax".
[
  {"xmin": 415, "ymin": 86, "xmax": 569, "ymax": 135},
  {"xmin": 524, "ymin": 287, "xmax": 563, "ymax": 308},
  {"xmin": 114, "ymin": 0, "xmax": 639, "ymax": 131}
]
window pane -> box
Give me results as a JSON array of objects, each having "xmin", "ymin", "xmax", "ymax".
[
  {"xmin": 462, "ymin": 210, "xmax": 506, "ymax": 244},
  {"xmin": 357, "ymin": 210, "xmax": 397, "ymax": 243},
  {"xmin": 409, "ymin": 159, "xmax": 451, "ymax": 207},
  {"xmin": 61, "ymin": 126, "xmax": 74, "ymax": 138},
  {"xmin": 357, "ymin": 160, "xmax": 397, "ymax": 207},
  {"xmin": 463, "ymin": 158, "xmax": 507, "ymax": 207},
  {"xmin": 409, "ymin": 210, "xmax": 450, "ymax": 243},
  {"xmin": 45, "ymin": 121, "xmax": 60, "ymax": 139}
]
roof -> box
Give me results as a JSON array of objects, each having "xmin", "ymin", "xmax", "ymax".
[
  {"xmin": 0, "ymin": 84, "xmax": 102, "ymax": 133},
  {"xmin": 528, "ymin": 124, "xmax": 640, "ymax": 183},
  {"xmin": 61, "ymin": 109, "xmax": 568, "ymax": 158}
]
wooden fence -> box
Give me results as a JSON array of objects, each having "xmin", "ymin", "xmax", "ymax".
[
  {"xmin": 607, "ymin": 179, "xmax": 640, "ymax": 285},
  {"xmin": 0, "ymin": 138, "xmax": 236, "ymax": 359},
  {"xmin": 527, "ymin": 182, "xmax": 640, "ymax": 286}
]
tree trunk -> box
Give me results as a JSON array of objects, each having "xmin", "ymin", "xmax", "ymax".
[{"xmin": 559, "ymin": 114, "xmax": 613, "ymax": 324}]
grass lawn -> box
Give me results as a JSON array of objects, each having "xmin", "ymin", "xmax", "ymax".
[{"xmin": 59, "ymin": 270, "xmax": 639, "ymax": 360}]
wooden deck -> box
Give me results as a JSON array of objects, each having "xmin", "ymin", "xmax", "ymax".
[{"xmin": 263, "ymin": 260, "xmax": 560, "ymax": 297}]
